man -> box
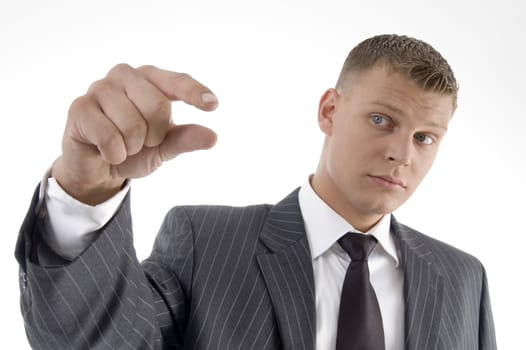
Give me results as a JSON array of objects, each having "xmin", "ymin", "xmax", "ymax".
[{"xmin": 16, "ymin": 34, "xmax": 497, "ymax": 349}]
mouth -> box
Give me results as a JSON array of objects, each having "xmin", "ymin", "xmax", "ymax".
[{"xmin": 368, "ymin": 175, "xmax": 406, "ymax": 189}]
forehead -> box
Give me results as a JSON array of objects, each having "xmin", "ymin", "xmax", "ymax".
[{"xmin": 345, "ymin": 67, "xmax": 455, "ymax": 122}]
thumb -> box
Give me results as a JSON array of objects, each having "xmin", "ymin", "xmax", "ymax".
[{"xmin": 159, "ymin": 124, "xmax": 217, "ymax": 161}]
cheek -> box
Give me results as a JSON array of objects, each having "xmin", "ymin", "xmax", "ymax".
[
  {"xmin": 326, "ymin": 139, "xmax": 367, "ymax": 182},
  {"xmin": 328, "ymin": 132, "xmax": 354, "ymax": 163},
  {"xmin": 330, "ymin": 132, "xmax": 381, "ymax": 170}
]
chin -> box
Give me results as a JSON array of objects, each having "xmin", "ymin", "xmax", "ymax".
[{"xmin": 362, "ymin": 200, "xmax": 401, "ymax": 216}]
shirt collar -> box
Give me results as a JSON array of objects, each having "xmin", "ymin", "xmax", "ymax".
[{"xmin": 298, "ymin": 177, "xmax": 400, "ymax": 267}]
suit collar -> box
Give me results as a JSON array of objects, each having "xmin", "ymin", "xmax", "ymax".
[
  {"xmin": 391, "ymin": 217, "xmax": 445, "ymax": 350},
  {"xmin": 257, "ymin": 188, "xmax": 316, "ymax": 350},
  {"xmin": 297, "ymin": 179, "xmax": 398, "ymax": 266}
]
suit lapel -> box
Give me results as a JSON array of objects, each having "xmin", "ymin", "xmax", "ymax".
[
  {"xmin": 391, "ymin": 218, "xmax": 444, "ymax": 350},
  {"xmin": 255, "ymin": 191, "xmax": 445, "ymax": 350},
  {"xmin": 257, "ymin": 189, "xmax": 316, "ymax": 350}
]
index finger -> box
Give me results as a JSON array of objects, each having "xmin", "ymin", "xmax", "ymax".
[{"xmin": 136, "ymin": 65, "xmax": 219, "ymax": 111}]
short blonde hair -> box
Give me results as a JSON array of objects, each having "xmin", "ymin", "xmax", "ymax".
[{"xmin": 336, "ymin": 34, "xmax": 458, "ymax": 108}]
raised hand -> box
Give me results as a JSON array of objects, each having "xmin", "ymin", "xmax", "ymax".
[{"xmin": 51, "ymin": 64, "xmax": 218, "ymax": 205}]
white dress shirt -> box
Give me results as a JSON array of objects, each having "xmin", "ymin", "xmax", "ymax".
[
  {"xmin": 42, "ymin": 176, "xmax": 404, "ymax": 349},
  {"xmin": 298, "ymin": 180, "xmax": 404, "ymax": 350}
]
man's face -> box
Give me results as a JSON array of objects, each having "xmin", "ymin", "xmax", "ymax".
[{"xmin": 312, "ymin": 66, "xmax": 454, "ymax": 231}]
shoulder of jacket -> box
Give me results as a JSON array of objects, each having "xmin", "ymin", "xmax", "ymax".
[{"xmin": 397, "ymin": 221, "xmax": 484, "ymax": 271}]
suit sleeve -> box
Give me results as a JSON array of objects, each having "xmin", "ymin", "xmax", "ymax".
[
  {"xmin": 479, "ymin": 266, "xmax": 497, "ymax": 349},
  {"xmin": 15, "ymin": 184, "xmax": 193, "ymax": 350}
]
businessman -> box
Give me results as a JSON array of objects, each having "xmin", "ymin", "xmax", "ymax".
[{"xmin": 16, "ymin": 34, "xmax": 497, "ymax": 349}]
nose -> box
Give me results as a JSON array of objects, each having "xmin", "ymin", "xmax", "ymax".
[{"xmin": 385, "ymin": 135, "xmax": 413, "ymax": 166}]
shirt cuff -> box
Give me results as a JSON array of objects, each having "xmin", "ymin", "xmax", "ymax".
[{"xmin": 41, "ymin": 173, "xmax": 130, "ymax": 260}]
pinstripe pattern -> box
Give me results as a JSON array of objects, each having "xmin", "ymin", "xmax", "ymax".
[
  {"xmin": 392, "ymin": 219, "xmax": 497, "ymax": 349},
  {"xmin": 16, "ymin": 186, "xmax": 496, "ymax": 349}
]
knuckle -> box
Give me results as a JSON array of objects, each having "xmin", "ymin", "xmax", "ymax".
[
  {"xmin": 107, "ymin": 63, "xmax": 134, "ymax": 79},
  {"xmin": 178, "ymin": 72, "xmax": 192, "ymax": 79},
  {"xmin": 136, "ymin": 64, "xmax": 156, "ymax": 74},
  {"xmin": 68, "ymin": 95, "xmax": 86, "ymax": 112},
  {"xmin": 87, "ymin": 79, "xmax": 111, "ymax": 94},
  {"xmin": 68, "ymin": 95, "xmax": 91, "ymax": 118},
  {"xmin": 172, "ymin": 72, "xmax": 192, "ymax": 83}
]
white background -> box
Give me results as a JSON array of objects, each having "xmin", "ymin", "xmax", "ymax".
[{"xmin": 1, "ymin": 0, "xmax": 524, "ymax": 348}]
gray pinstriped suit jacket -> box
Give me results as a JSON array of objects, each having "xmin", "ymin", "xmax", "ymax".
[{"xmin": 17, "ymin": 186, "xmax": 496, "ymax": 349}]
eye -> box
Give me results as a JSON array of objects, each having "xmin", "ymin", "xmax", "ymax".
[
  {"xmin": 370, "ymin": 114, "xmax": 390, "ymax": 126},
  {"xmin": 414, "ymin": 133, "xmax": 434, "ymax": 145}
]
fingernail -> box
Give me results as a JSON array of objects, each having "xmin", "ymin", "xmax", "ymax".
[{"xmin": 201, "ymin": 92, "xmax": 218, "ymax": 105}]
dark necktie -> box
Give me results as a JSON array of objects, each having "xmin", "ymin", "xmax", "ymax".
[{"xmin": 336, "ymin": 232, "xmax": 385, "ymax": 350}]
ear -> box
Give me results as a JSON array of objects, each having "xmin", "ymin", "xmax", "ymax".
[{"xmin": 318, "ymin": 88, "xmax": 339, "ymax": 136}]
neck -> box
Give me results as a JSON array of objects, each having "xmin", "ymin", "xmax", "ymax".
[{"xmin": 310, "ymin": 173, "xmax": 384, "ymax": 233}]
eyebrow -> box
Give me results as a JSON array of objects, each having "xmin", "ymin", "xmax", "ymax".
[
  {"xmin": 371, "ymin": 101, "xmax": 404, "ymax": 116},
  {"xmin": 370, "ymin": 101, "xmax": 449, "ymax": 131}
]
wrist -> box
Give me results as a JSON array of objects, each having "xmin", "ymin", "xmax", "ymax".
[{"xmin": 51, "ymin": 157, "xmax": 125, "ymax": 206}]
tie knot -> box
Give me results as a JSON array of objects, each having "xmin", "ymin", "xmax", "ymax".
[{"xmin": 338, "ymin": 232, "xmax": 377, "ymax": 261}]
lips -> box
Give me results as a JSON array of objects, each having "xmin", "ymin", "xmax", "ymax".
[{"xmin": 368, "ymin": 175, "xmax": 406, "ymax": 188}]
